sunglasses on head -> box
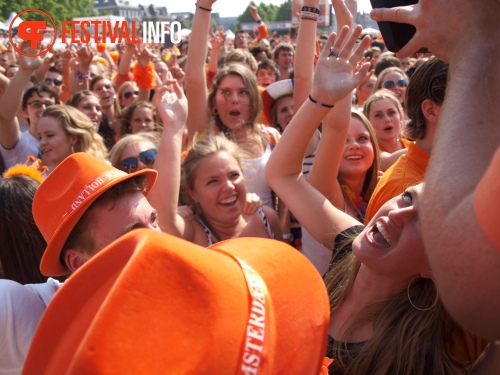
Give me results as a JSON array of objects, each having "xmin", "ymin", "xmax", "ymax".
[
  {"xmin": 123, "ymin": 90, "xmax": 139, "ymax": 99},
  {"xmin": 45, "ymin": 77, "xmax": 63, "ymax": 87},
  {"xmin": 117, "ymin": 149, "xmax": 157, "ymax": 173},
  {"xmin": 383, "ymin": 79, "xmax": 408, "ymax": 89}
]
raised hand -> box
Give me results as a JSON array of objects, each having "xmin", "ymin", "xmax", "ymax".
[
  {"xmin": 369, "ymin": 0, "xmax": 496, "ymax": 61},
  {"xmin": 136, "ymin": 44, "xmax": 152, "ymax": 68},
  {"xmin": 310, "ymin": 25, "xmax": 372, "ymax": 106},
  {"xmin": 17, "ymin": 41, "xmax": 45, "ymax": 72},
  {"xmin": 153, "ymin": 73, "xmax": 188, "ymax": 128}
]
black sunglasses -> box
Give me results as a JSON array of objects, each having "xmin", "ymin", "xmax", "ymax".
[
  {"xmin": 45, "ymin": 77, "xmax": 63, "ymax": 87},
  {"xmin": 117, "ymin": 149, "xmax": 157, "ymax": 173},
  {"xmin": 123, "ymin": 90, "xmax": 139, "ymax": 99},
  {"xmin": 383, "ymin": 79, "xmax": 407, "ymax": 89}
]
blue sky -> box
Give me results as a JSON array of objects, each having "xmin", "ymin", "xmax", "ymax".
[{"xmin": 162, "ymin": 0, "xmax": 373, "ymax": 18}]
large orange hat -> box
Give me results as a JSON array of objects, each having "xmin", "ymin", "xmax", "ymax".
[
  {"xmin": 22, "ymin": 230, "xmax": 330, "ymax": 375},
  {"xmin": 32, "ymin": 153, "xmax": 157, "ymax": 276}
]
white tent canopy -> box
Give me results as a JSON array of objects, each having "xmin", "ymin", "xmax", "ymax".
[{"xmin": 6, "ymin": 12, "xmax": 22, "ymax": 28}]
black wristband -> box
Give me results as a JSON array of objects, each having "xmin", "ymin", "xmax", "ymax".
[
  {"xmin": 195, "ymin": 3, "xmax": 212, "ymax": 11},
  {"xmin": 308, "ymin": 94, "xmax": 334, "ymax": 108},
  {"xmin": 301, "ymin": 6, "xmax": 320, "ymax": 14}
]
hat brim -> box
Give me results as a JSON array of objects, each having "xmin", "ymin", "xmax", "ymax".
[
  {"xmin": 39, "ymin": 168, "xmax": 157, "ymax": 276},
  {"xmin": 261, "ymin": 79, "xmax": 294, "ymax": 125}
]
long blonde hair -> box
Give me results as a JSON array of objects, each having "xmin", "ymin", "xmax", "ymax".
[
  {"xmin": 324, "ymin": 244, "xmax": 472, "ymax": 375},
  {"xmin": 42, "ymin": 105, "xmax": 107, "ymax": 161}
]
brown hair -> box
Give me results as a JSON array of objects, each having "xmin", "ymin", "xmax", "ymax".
[
  {"xmin": 119, "ymin": 101, "xmax": 160, "ymax": 137},
  {"xmin": 0, "ymin": 175, "xmax": 47, "ymax": 284},
  {"xmin": 404, "ymin": 58, "xmax": 448, "ymax": 140},
  {"xmin": 207, "ymin": 64, "xmax": 262, "ymax": 138},
  {"xmin": 344, "ymin": 110, "xmax": 380, "ymax": 208},
  {"xmin": 324, "ymin": 247, "xmax": 471, "ymax": 375}
]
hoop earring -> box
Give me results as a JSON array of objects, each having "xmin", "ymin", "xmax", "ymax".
[
  {"xmin": 407, "ymin": 275, "xmax": 439, "ymax": 312},
  {"xmin": 212, "ymin": 107, "xmax": 218, "ymax": 116}
]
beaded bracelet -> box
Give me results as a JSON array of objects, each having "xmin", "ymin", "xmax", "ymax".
[
  {"xmin": 308, "ymin": 94, "xmax": 334, "ymax": 108},
  {"xmin": 73, "ymin": 68, "xmax": 90, "ymax": 81},
  {"xmin": 300, "ymin": 11, "xmax": 319, "ymax": 21},
  {"xmin": 195, "ymin": 3, "xmax": 212, "ymax": 11},
  {"xmin": 301, "ymin": 6, "xmax": 320, "ymax": 14}
]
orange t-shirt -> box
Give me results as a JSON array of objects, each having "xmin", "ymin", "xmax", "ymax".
[
  {"xmin": 365, "ymin": 142, "xmax": 429, "ymax": 224},
  {"xmin": 474, "ymin": 147, "xmax": 500, "ymax": 252}
]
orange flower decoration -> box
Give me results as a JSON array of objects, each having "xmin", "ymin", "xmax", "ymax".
[{"xmin": 2, "ymin": 156, "xmax": 47, "ymax": 183}]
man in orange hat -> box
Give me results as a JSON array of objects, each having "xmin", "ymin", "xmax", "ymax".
[
  {"xmin": 0, "ymin": 152, "xmax": 158, "ymax": 374},
  {"xmin": 32, "ymin": 152, "xmax": 159, "ymax": 276}
]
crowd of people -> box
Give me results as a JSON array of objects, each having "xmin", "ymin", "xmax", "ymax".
[{"xmin": 0, "ymin": 0, "xmax": 498, "ymax": 373}]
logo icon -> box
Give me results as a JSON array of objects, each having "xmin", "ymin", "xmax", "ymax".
[{"xmin": 9, "ymin": 9, "xmax": 57, "ymax": 57}]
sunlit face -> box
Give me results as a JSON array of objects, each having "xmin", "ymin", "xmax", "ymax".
[
  {"xmin": 130, "ymin": 107, "xmax": 155, "ymax": 134},
  {"xmin": 120, "ymin": 83, "xmax": 139, "ymax": 108},
  {"xmin": 76, "ymin": 95, "xmax": 102, "ymax": 129},
  {"xmin": 256, "ymin": 68, "xmax": 276, "ymax": 88},
  {"xmin": 339, "ymin": 117, "xmax": 374, "ymax": 179},
  {"xmin": 275, "ymin": 95, "xmax": 293, "ymax": 131},
  {"xmin": 154, "ymin": 61, "xmax": 169, "ymax": 83},
  {"xmin": 189, "ymin": 151, "xmax": 246, "ymax": 222},
  {"xmin": 235, "ymin": 32, "xmax": 249, "ymax": 49},
  {"xmin": 400, "ymin": 57, "xmax": 411, "ymax": 69},
  {"xmin": 366, "ymin": 98, "xmax": 402, "ymax": 145},
  {"xmin": 214, "ymin": 75, "xmax": 252, "ymax": 130},
  {"xmin": 255, "ymin": 51, "xmax": 268, "ymax": 62},
  {"xmin": 118, "ymin": 140, "xmax": 156, "ymax": 172},
  {"xmin": 92, "ymin": 78, "xmax": 115, "ymax": 109},
  {"xmin": 83, "ymin": 192, "xmax": 160, "ymax": 258},
  {"xmin": 381, "ymin": 72, "xmax": 407, "ymax": 104},
  {"xmin": 24, "ymin": 92, "xmax": 56, "ymax": 127},
  {"xmin": 38, "ymin": 116, "xmax": 75, "ymax": 167},
  {"xmin": 353, "ymin": 183, "xmax": 429, "ymax": 281},
  {"xmin": 356, "ymin": 75, "xmax": 377, "ymax": 106},
  {"xmin": 275, "ymin": 50, "xmax": 294, "ymax": 70},
  {"xmin": 45, "ymin": 71, "xmax": 64, "ymax": 96}
]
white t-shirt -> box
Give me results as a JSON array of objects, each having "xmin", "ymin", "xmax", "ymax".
[
  {"xmin": 0, "ymin": 278, "xmax": 62, "ymax": 375},
  {"xmin": 0, "ymin": 131, "xmax": 41, "ymax": 169}
]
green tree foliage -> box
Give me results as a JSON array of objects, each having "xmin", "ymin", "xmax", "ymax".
[
  {"xmin": 275, "ymin": 0, "xmax": 292, "ymax": 21},
  {"xmin": 1, "ymin": 0, "xmax": 95, "ymax": 27},
  {"xmin": 237, "ymin": 0, "xmax": 292, "ymax": 25}
]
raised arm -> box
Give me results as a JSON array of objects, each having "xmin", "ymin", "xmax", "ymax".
[
  {"xmin": 372, "ymin": 0, "xmax": 500, "ymax": 340},
  {"xmin": 292, "ymin": 0, "xmax": 319, "ymax": 109},
  {"xmin": 149, "ymin": 76, "xmax": 194, "ymax": 240},
  {"xmin": 266, "ymin": 26, "xmax": 371, "ymax": 249},
  {"xmin": 307, "ymin": 0, "xmax": 362, "ymax": 208},
  {"xmin": 185, "ymin": 0, "xmax": 216, "ymax": 142},
  {"xmin": 0, "ymin": 42, "xmax": 43, "ymax": 149}
]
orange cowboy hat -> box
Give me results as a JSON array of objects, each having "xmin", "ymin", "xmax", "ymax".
[
  {"xmin": 32, "ymin": 153, "xmax": 157, "ymax": 276},
  {"xmin": 22, "ymin": 230, "xmax": 330, "ymax": 375}
]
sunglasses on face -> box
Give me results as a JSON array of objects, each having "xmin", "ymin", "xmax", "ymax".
[
  {"xmin": 383, "ymin": 79, "xmax": 408, "ymax": 89},
  {"xmin": 45, "ymin": 77, "xmax": 63, "ymax": 86},
  {"xmin": 123, "ymin": 90, "xmax": 139, "ymax": 99},
  {"xmin": 117, "ymin": 149, "xmax": 157, "ymax": 173}
]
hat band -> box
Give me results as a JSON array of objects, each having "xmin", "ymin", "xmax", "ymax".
[
  {"xmin": 62, "ymin": 170, "xmax": 127, "ymax": 218},
  {"xmin": 212, "ymin": 250, "xmax": 272, "ymax": 375}
]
